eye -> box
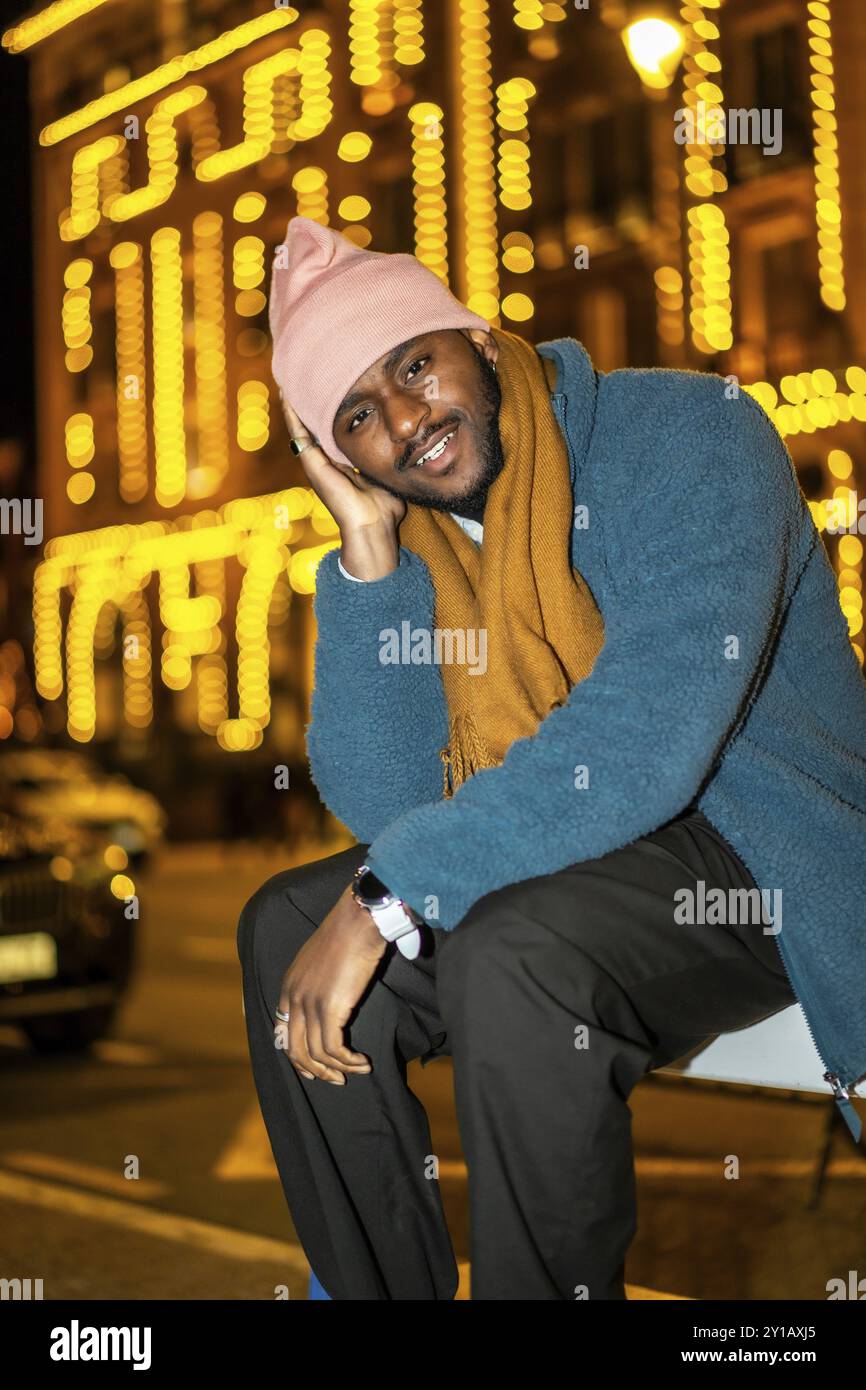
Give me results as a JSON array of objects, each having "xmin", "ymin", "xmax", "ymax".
[{"xmin": 347, "ymin": 356, "xmax": 430, "ymax": 432}]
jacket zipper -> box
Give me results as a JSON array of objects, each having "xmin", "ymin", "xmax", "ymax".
[
  {"xmin": 527, "ymin": 354, "xmax": 862, "ymax": 1144},
  {"xmin": 772, "ymin": 929, "xmax": 863, "ymax": 1144},
  {"xmin": 700, "ymin": 814, "xmax": 863, "ymax": 1139}
]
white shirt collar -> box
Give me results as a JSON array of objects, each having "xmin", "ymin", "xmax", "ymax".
[{"xmin": 450, "ymin": 512, "xmax": 483, "ymax": 546}]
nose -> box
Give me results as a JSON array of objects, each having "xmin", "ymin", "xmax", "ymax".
[{"xmin": 382, "ymin": 390, "xmax": 431, "ymax": 453}]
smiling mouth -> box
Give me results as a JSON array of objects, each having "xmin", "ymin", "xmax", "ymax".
[{"xmin": 407, "ymin": 424, "xmax": 459, "ymax": 473}]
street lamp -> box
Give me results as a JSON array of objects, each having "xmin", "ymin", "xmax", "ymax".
[{"xmin": 620, "ymin": 8, "xmax": 685, "ymax": 90}]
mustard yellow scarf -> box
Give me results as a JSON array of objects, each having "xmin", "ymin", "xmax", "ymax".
[{"xmin": 399, "ymin": 326, "xmax": 606, "ymax": 798}]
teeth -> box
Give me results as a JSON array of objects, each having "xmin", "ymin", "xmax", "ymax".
[{"xmin": 414, "ymin": 430, "xmax": 453, "ymax": 467}]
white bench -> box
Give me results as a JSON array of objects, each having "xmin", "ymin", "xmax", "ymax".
[
  {"xmin": 658, "ymin": 1002, "xmax": 828, "ymax": 1093},
  {"xmin": 656, "ymin": 1003, "xmax": 841, "ymax": 1205}
]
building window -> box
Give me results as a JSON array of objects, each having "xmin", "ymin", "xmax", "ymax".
[
  {"xmin": 726, "ymin": 21, "xmax": 811, "ymax": 183},
  {"xmin": 586, "ymin": 104, "xmax": 652, "ymax": 225},
  {"xmin": 532, "ymin": 127, "xmax": 568, "ymax": 228}
]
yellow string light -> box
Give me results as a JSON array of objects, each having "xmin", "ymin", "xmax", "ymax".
[
  {"xmin": 193, "ymin": 540, "xmax": 229, "ymax": 735},
  {"xmin": 237, "ymin": 381, "xmax": 270, "ymax": 453},
  {"xmin": 120, "ymin": 590, "xmax": 153, "ymax": 729},
  {"xmin": 61, "ymin": 257, "xmax": 93, "ymax": 372},
  {"xmin": 110, "ymin": 242, "xmax": 148, "ymax": 503},
  {"xmin": 496, "ymin": 77, "xmax": 536, "ymax": 324},
  {"xmin": 2, "ymin": 0, "xmax": 110, "ymax": 53},
  {"xmin": 233, "ymin": 191, "xmax": 267, "ymax": 223},
  {"xmin": 394, "ymin": 0, "xmax": 425, "ymax": 67},
  {"xmin": 191, "ymin": 213, "xmax": 229, "ymax": 499},
  {"xmin": 457, "ymin": 0, "xmax": 500, "ymax": 321},
  {"xmin": 349, "ymin": 0, "xmax": 384, "ymax": 95},
  {"xmin": 511, "ymin": 0, "xmax": 567, "ymax": 32},
  {"xmin": 62, "ymin": 135, "xmax": 124, "ymax": 240},
  {"xmin": 744, "ymin": 364, "xmax": 866, "ymax": 440},
  {"xmin": 108, "ymin": 87, "xmax": 207, "ymax": 222},
  {"xmin": 292, "ymin": 165, "xmax": 329, "ymax": 224},
  {"xmin": 39, "ymin": 10, "xmax": 299, "ymax": 146},
  {"xmin": 338, "ymin": 130, "xmax": 373, "ymax": 162},
  {"xmin": 807, "ymin": 1, "xmax": 845, "ymax": 310},
  {"xmin": 31, "ymin": 489, "xmax": 335, "ymax": 743},
  {"xmin": 195, "ymin": 29, "xmax": 332, "ymax": 184},
  {"xmin": 65, "ymin": 411, "xmax": 94, "ymax": 490},
  {"xmin": 495, "ymin": 78, "xmax": 535, "ymax": 211},
  {"xmin": 150, "ymin": 227, "xmax": 187, "ymax": 509},
  {"xmin": 409, "ymin": 103, "xmax": 448, "ymax": 280},
  {"xmin": 679, "ymin": 0, "xmax": 732, "ymax": 355}
]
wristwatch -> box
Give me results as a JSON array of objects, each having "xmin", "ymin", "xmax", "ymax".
[{"xmin": 352, "ymin": 865, "xmax": 423, "ymax": 960}]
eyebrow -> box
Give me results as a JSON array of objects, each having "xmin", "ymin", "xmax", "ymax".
[{"xmin": 334, "ymin": 334, "xmax": 431, "ymax": 423}]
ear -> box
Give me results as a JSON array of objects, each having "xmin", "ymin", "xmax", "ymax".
[{"xmin": 462, "ymin": 327, "xmax": 499, "ymax": 371}]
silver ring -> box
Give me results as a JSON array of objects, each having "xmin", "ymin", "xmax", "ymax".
[
  {"xmin": 274, "ymin": 1008, "xmax": 290, "ymax": 1023},
  {"xmin": 290, "ymin": 435, "xmax": 315, "ymax": 456}
]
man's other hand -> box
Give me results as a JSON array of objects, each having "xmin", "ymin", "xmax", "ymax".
[{"xmin": 274, "ymin": 883, "xmax": 388, "ymax": 1085}]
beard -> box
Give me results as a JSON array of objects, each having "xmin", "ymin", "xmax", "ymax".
[{"xmin": 355, "ymin": 349, "xmax": 504, "ymax": 515}]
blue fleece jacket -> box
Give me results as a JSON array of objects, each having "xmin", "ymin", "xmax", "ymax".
[{"xmin": 306, "ymin": 336, "xmax": 866, "ymax": 1134}]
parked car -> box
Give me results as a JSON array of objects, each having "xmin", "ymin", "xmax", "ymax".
[
  {"xmin": 0, "ymin": 809, "xmax": 136, "ymax": 1053},
  {"xmin": 0, "ymin": 749, "xmax": 165, "ymax": 865}
]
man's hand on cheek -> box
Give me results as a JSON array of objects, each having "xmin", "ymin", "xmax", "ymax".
[{"xmin": 273, "ymin": 883, "xmax": 388, "ymax": 1086}]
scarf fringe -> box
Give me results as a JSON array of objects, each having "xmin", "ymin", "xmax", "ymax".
[{"xmin": 440, "ymin": 710, "xmax": 498, "ymax": 798}]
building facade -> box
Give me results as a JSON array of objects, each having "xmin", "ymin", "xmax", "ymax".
[{"xmin": 6, "ymin": 0, "xmax": 864, "ymax": 829}]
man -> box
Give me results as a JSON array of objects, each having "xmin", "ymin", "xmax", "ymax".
[{"xmin": 237, "ymin": 216, "xmax": 866, "ymax": 1300}]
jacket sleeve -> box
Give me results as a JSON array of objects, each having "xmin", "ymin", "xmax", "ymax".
[
  {"xmin": 305, "ymin": 543, "xmax": 449, "ymax": 843},
  {"xmin": 363, "ymin": 386, "xmax": 813, "ymax": 929}
]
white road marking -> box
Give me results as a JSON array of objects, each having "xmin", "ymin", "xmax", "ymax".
[
  {"xmin": 92, "ymin": 1040, "xmax": 163, "ymax": 1066},
  {"xmin": 0, "ymin": 1168, "xmax": 698, "ymax": 1299},
  {"xmin": 437, "ymin": 1156, "xmax": 866, "ymax": 1180},
  {"xmin": 0, "ymin": 1168, "xmax": 309, "ymax": 1270},
  {"xmin": 213, "ymin": 1103, "xmax": 275, "ymax": 1181},
  {"xmin": 636, "ymin": 1156, "xmax": 866, "ymax": 1179},
  {"xmin": 2, "ymin": 1152, "xmax": 168, "ymax": 1200}
]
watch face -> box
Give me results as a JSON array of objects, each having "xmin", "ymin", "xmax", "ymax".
[{"xmin": 356, "ymin": 869, "xmax": 391, "ymax": 905}]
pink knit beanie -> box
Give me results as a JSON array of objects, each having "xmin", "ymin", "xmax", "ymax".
[{"xmin": 269, "ymin": 217, "xmax": 491, "ymax": 467}]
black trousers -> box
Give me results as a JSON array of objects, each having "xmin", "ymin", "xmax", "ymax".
[{"xmin": 236, "ymin": 807, "xmax": 797, "ymax": 1300}]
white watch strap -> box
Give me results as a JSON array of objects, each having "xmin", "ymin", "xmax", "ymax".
[
  {"xmin": 369, "ymin": 896, "xmax": 417, "ymax": 941},
  {"xmin": 395, "ymin": 926, "xmax": 422, "ymax": 959},
  {"xmin": 356, "ymin": 868, "xmax": 422, "ymax": 958}
]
